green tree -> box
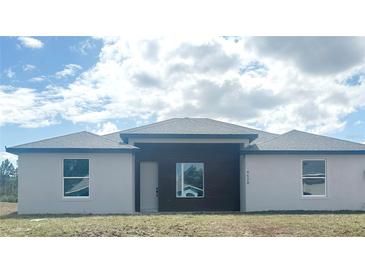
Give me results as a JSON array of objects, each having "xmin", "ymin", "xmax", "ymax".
[
  {"xmin": 0, "ymin": 159, "xmax": 18, "ymax": 202},
  {"xmin": 0, "ymin": 159, "xmax": 16, "ymax": 177}
]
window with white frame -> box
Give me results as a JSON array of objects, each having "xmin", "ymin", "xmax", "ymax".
[
  {"xmin": 176, "ymin": 163, "xmax": 204, "ymax": 198},
  {"xmin": 63, "ymin": 159, "xmax": 89, "ymax": 197},
  {"xmin": 302, "ymin": 160, "xmax": 326, "ymax": 197}
]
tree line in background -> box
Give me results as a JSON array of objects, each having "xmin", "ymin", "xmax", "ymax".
[{"xmin": 0, "ymin": 159, "xmax": 18, "ymax": 202}]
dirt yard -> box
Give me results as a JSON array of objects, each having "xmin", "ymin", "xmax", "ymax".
[{"xmin": 1, "ymin": 202, "xmax": 364, "ymax": 236}]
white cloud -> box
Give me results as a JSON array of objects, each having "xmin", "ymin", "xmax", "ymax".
[
  {"xmin": 18, "ymin": 36, "xmax": 44, "ymax": 49},
  {"xmin": 0, "ymin": 85, "xmax": 60, "ymax": 128},
  {"xmin": 70, "ymin": 38, "xmax": 96, "ymax": 55},
  {"xmin": 91, "ymin": 122, "xmax": 119, "ymax": 135},
  {"xmin": 0, "ymin": 152, "xmax": 18, "ymax": 167},
  {"xmin": 29, "ymin": 76, "xmax": 46, "ymax": 82},
  {"xmin": 4, "ymin": 68, "xmax": 15, "ymax": 78},
  {"xmin": 2, "ymin": 37, "xmax": 365, "ymax": 136},
  {"xmin": 246, "ymin": 37, "xmax": 365, "ymax": 75},
  {"xmin": 23, "ymin": 64, "xmax": 36, "ymax": 72},
  {"xmin": 55, "ymin": 64, "xmax": 82, "ymax": 78}
]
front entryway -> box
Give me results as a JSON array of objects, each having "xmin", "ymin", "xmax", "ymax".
[
  {"xmin": 135, "ymin": 143, "xmax": 240, "ymax": 212},
  {"xmin": 140, "ymin": 161, "xmax": 159, "ymax": 212}
]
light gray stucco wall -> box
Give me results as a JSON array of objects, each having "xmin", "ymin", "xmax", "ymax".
[
  {"xmin": 245, "ymin": 154, "xmax": 365, "ymax": 211},
  {"xmin": 240, "ymin": 155, "xmax": 246, "ymax": 212},
  {"xmin": 17, "ymin": 153, "xmax": 135, "ymax": 214}
]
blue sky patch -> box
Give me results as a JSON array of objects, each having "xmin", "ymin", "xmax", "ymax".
[
  {"xmin": 239, "ymin": 60, "xmax": 268, "ymax": 76},
  {"xmin": 344, "ymin": 72, "xmax": 364, "ymax": 86},
  {"xmin": 1, "ymin": 36, "xmax": 365, "ymax": 164}
]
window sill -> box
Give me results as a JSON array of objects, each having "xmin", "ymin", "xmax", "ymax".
[
  {"xmin": 176, "ymin": 196, "xmax": 205, "ymax": 199},
  {"xmin": 61, "ymin": 197, "xmax": 91, "ymax": 202},
  {"xmin": 300, "ymin": 196, "xmax": 328, "ymax": 200}
]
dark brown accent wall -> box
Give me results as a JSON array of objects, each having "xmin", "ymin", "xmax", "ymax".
[{"xmin": 135, "ymin": 143, "xmax": 240, "ymax": 212}]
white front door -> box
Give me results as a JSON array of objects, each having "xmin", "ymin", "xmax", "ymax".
[{"xmin": 140, "ymin": 161, "xmax": 158, "ymax": 212}]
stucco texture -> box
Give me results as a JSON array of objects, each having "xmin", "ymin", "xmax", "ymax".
[
  {"xmin": 245, "ymin": 154, "xmax": 365, "ymax": 211},
  {"xmin": 17, "ymin": 153, "xmax": 135, "ymax": 214}
]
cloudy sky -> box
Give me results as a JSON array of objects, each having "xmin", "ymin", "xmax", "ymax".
[{"xmin": 1, "ymin": 36, "xmax": 365, "ymax": 163}]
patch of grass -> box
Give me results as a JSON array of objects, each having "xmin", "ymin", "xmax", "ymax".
[
  {"xmin": 0, "ymin": 195, "xmax": 18, "ymax": 203},
  {"xmin": 0, "ymin": 203, "xmax": 364, "ymax": 236}
]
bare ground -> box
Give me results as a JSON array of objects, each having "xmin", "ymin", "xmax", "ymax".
[{"xmin": 1, "ymin": 202, "xmax": 364, "ymax": 236}]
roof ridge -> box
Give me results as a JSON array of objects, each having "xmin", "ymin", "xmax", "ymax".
[
  {"xmin": 115, "ymin": 118, "xmax": 178, "ymax": 134},
  {"xmin": 86, "ymin": 131, "xmax": 126, "ymax": 145},
  {"xmin": 11, "ymin": 131, "xmax": 89, "ymax": 148},
  {"xmin": 290, "ymin": 129, "xmax": 365, "ymax": 146},
  {"xmin": 104, "ymin": 117, "xmax": 279, "ymax": 138},
  {"xmin": 253, "ymin": 129, "xmax": 365, "ymax": 147},
  {"xmin": 205, "ymin": 118, "xmax": 277, "ymax": 135},
  {"xmin": 251, "ymin": 130, "xmax": 289, "ymax": 145}
]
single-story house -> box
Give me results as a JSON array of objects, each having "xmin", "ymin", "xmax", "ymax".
[{"xmin": 6, "ymin": 118, "xmax": 365, "ymax": 214}]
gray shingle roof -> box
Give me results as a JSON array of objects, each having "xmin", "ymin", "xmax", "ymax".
[
  {"xmin": 6, "ymin": 131, "xmax": 137, "ymax": 153},
  {"xmin": 7, "ymin": 119, "xmax": 364, "ymax": 155},
  {"xmin": 103, "ymin": 118, "xmax": 274, "ymax": 141},
  {"xmin": 246, "ymin": 130, "xmax": 365, "ymax": 151},
  {"xmin": 243, "ymin": 128, "xmax": 278, "ymax": 144},
  {"xmin": 120, "ymin": 118, "xmax": 259, "ymax": 134}
]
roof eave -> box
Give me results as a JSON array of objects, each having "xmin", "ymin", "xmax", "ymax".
[
  {"xmin": 5, "ymin": 147, "xmax": 139, "ymax": 155},
  {"xmin": 120, "ymin": 133, "xmax": 258, "ymax": 141},
  {"xmin": 241, "ymin": 150, "xmax": 365, "ymax": 155}
]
